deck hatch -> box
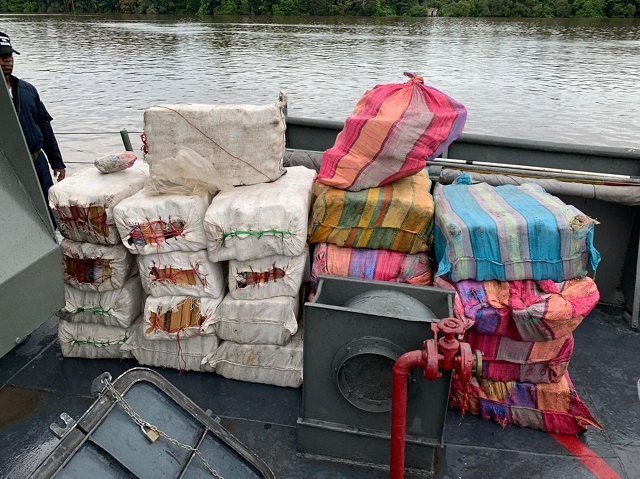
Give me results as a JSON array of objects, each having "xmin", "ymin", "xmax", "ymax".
[{"xmin": 29, "ymin": 368, "xmax": 275, "ymax": 479}]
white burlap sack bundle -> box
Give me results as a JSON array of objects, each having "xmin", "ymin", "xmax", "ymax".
[
  {"xmin": 228, "ymin": 248, "xmax": 308, "ymax": 300},
  {"xmin": 113, "ymin": 190, "xmax": 211, "ymax": 255},
  {"xmin": 143, "ymin": 96, "xmax": 287, "ymax": 187},
  {"xmin": 49, "ymin": 163, "xmax": 148, "ymax": 244},
  {"xmin": 59, "ymin": 276, "xmax": 143, "ymax": 328},
  {"xmin": 58, "ymin": 320, "xmax": 133, "ymax": 359},
  {"xmin": 143, "ymin": 295, "xmax": 221, "ymax": 341},
  {"xmin": 204, "ymin": 166, "xmax": 316, "ymax": 262},
  {"xmin": 61, "ymin": 239, "xmax": 137, "ymax": 292},
  {"xmin": 207, "ymin": 330, "xmax": 303, "ymax": 388},
  {"xmin": 215, "ymin": 294, "xmax": 299, "ymax": 345},
  {"xmin": 122, "ymin": 317, "xmax": 219, "ymax": 372},
  {"xmin": 138, "ymin": 250, "xmax": 226, "ymax": 299}
]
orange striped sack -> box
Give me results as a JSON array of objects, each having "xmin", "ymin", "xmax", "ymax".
[
  {"xmin": 316, "ymin": 72, "xmax": 467, "ymax": 192},
  {"xmin": 308, "ymin": 170, "xmax": 435, "ymax": 254}
]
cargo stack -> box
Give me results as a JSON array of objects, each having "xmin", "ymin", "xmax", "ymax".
[
  {"xmin": 306, "ymin": 73, "xmax": 467, "ymax": 293},
  {"xmin": 203, "ymin": 166, "xmax": 316, "ymax": 388},
  {"xmin": 307, "ymin": 172, "xmax": 436, "ymax": 294},
  {"xmin": 432, "ymin": 173, "xmax": 603, "ymax": 435},
  {"xmin": 113, "ymin": 188, "xmax": 225, "ymax": 372},
  {"xmin": 131, "ymin": 95, "xmax": 309, "ymax": 382},
  {"xmin": 49, "ymin": 163, "xmax": 148, "ymax": 359},
  {"xmin": 112, "ymin": 95, "xmax": 287, "ymax": 372}
]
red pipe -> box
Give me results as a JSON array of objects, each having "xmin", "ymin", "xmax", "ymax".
[{"xmin": 389, "ymin": 350, "xmax": 426, "ymax": 479}]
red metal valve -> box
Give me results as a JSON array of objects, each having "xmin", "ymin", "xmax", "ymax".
[
  {"xmin": 390, "ymin": 317, "xmax": 480, "ymax": 479},
  {"xmin": 422, "ymin": 336, "xmax": 441, "ymax": 380},
  {"xmin": 437, "ymin": 317, "xmax": 466, "ymax": 372},
  {"xmin": 437, "ymin": 317, "xmax": 466, "ymax": 336}
]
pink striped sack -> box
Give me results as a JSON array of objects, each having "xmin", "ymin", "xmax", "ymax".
[
  {"xmin": 466, "ymin": 331, "xmax": 574, "ymax": 384},
  {"xmin": 450, "ymin": 373, "xmax": 602, "ymax": 435},
  {"xmin": 434, "ymin": 277, "xmax": 599, "ymax": 342},
  {"xmin": 316, "ymin": 73, "xmax": 467, "ymax": 191},
  {"xmin": 309, "ymin": 243, "xmax": 433, "ymax": 291}
]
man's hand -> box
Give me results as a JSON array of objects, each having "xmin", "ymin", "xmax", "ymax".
[{"xmin": 53, "ymin": 168, "xmax": 66, "ymax": 181}]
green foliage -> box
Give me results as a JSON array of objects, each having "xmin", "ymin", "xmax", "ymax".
[
  {"xmin": 605, "ymin": 0, "xmax": 636, "ymax": 15},
  {"xmin": 572, "ymin": 0, "xmax": 604, "ymax": 15},
  {"xmin": 1, "ymin": 0, "xmax": 638, "ymax": 16},
  {"xmin": 214, "ymin": 0, "xmax": 239, "ymax": 13},
  {"xmin": 272, "ymin": 0, "xmax": 303, "ymax": 14},
  {"xmin": 553, "ymin": 0, "xmax": 572, "ymax": 16},
  {"xmin": 407, "ymin": 4, "xmax": 428, "ymax": 14}
]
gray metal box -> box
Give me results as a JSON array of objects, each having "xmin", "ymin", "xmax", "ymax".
[{"xmin": 297, "ymin": 276, "xmax": 455, "ymax": 472}]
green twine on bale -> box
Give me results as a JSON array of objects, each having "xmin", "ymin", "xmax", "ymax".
[
  {"xmin": 68, "ymin": 334, "xmax": 129, "ymax": 357},
  {"xmin": 221, "ymin": 229, "xmax": 294, "ymax": 243},
  {"xmin": 74, "ymin": 306, "xmax": 113, "ymax": 315}
]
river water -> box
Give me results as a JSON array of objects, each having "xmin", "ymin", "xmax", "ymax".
[{"xmin": 1, "ymin": 14, "xmax": 639, "ymax": 167}]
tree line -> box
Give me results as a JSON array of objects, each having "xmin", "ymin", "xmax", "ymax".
[{"xmin": 1, "ymin": 0, "xmax": 638, "ymax": 17}]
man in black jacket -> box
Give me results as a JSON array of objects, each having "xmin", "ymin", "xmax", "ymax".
[{"xmin": 1, "ymin": 31, "xmax": 65, "ymax": 221}]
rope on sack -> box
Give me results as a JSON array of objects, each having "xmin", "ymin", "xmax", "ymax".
[
  {"xmin": 55, "ymin": 204, "xmax": 110, "ymax": 241},
  {"xmin": 221, "ymin": 228, "xmax": 294, "ymax": 244},
  {"xmin": 68, "ymin": 335, "xmax": 129, "ymax": 357},
  {"xmin": 235, "ymin": 263, "xmax": 287, "ymax": 289},
  {"xmin": 100, "ymin": 375, "xmax": 225, "ymax": 478},
  {"xmin": 128, "ymin": 218, "xmax": 186, "ymax": 247},
  {"xmin": 64, "ymin": 254, "xmax": 114, "ymax": 288},
  {"xmin": 140, "ymin": 133, "xmax": 149, "ymax": 160},
  {"xmin": 73, "ymin": 306, "xmax": 113, "ymax": 316}
]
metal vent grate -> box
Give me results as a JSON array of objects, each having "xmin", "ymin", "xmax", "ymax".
[{"xmin": 343, "ymin": 353, "xmax": 394, "ymax": 403}]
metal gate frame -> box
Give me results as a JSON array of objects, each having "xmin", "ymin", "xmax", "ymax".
[{"xmin": 30, "ymin": 367, "xmax": 276, "ymax": 479}]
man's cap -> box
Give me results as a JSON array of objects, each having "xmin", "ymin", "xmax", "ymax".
[{"xmin": 0, "ymin": 32, "xmax": 20, "ymax": 55}]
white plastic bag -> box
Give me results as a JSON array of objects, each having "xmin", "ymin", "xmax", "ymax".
[
  {"xmin": 61, "ymin": 239, "xmax": 137, "ymax": 292},
  {"xmin": 143, "ymin": 295, "xmax": 221, "ymax": 341},
  {"xmin": 49, "ymin": 163, "xmax": 149, "ymax": 245},
  {"xmin": 59, "ymin": 276, "xmax": 143, "ymax": 328},
  {"xmin": 144, "ymin": 148, "xmax": 233, "ymax": 196},
  {"xmin": 204, "ymin": 166, "xmax": 316, "ymax": 262},
  {"xmin": 228, "ymin": 248, "xmax": 308, "ymax": 300},
  {"xmin": 138, "ymin": 250, "xmax": 226, "ymax": 299},
  {"xmin": 215, "ymin": 294, "xmax": 299, "ymax": 345},
  {"xmin": 113, "ymin": 190, "xmax": 211, "ymax": 255},
  {"xmin": 122, "ymin": 317, "xmax": 219, "ymax": 372},
  {"xmin": 207, "ymin": 329, "xmax": 303, "ymax": 388},
  {"xmin": 94, "ymin": 152, "xmax": 137, "ymax": 174},
  {"xmin": 58, "ymin": 320, "xmax": 134, "ymax": 359}
]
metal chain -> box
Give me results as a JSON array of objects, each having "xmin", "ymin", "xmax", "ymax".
[{"xmin": 101, "ymin": 377, "xmax": 224, "ymax": 479}]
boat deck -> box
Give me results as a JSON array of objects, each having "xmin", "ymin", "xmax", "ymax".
[{"xmin": 1, "ymin": 305, "xmax": 638, "ymax": 479}]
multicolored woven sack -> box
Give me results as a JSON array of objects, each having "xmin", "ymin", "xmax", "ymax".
[
  {"xmin": 316, "ymin": 73, "xmax": 467, "ymax": 192},
  {"xmin": 308, "ymin": 170, "xmax": 434, "ymax": 254},
  {"xmin": 434, "ymin": 276, "xmax": 599, "ymax": 342},
  {"xmin": 466, "ymin": 331, "xmax": 574, "ymax": 384},
  {"xmin": 433, "ymin": 175, "xmax": 601, "ymax": 282},
  {"xmin": 310, "ymin": 243, "xmax": 433, "ymax": 291},
  {"xmin": 450, "ymin": 373, "xmax": 602, "ymax": 435}
]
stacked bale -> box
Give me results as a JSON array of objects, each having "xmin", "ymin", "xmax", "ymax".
[
  {"xmin": 203, "ymin": 166, "xmax": 316, "ymax": 388},
  {"xmin": 138, "ymin": 96, "xmax": 309, "ymax": 384},
  {"xmin": 433, "ymin": 174, "xmax": 602, "ymax": 434},
  {"xmin": 114, "ymin": 98, "xmax": 289, "ymax": 372},
  {"xmin": 305, "ymin": 73, "xmax": 468, "ymax": 291},
  {"xmin": 49, "ymin": 164, "xmax": 148, "ymax": 359},
  {"xmin": 307, "ymin": 171, "xmax": 436, "ymax": 292},
  {"xmin": 113, "ymin": 190, "xmax": 225, "ymax": 372}
]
